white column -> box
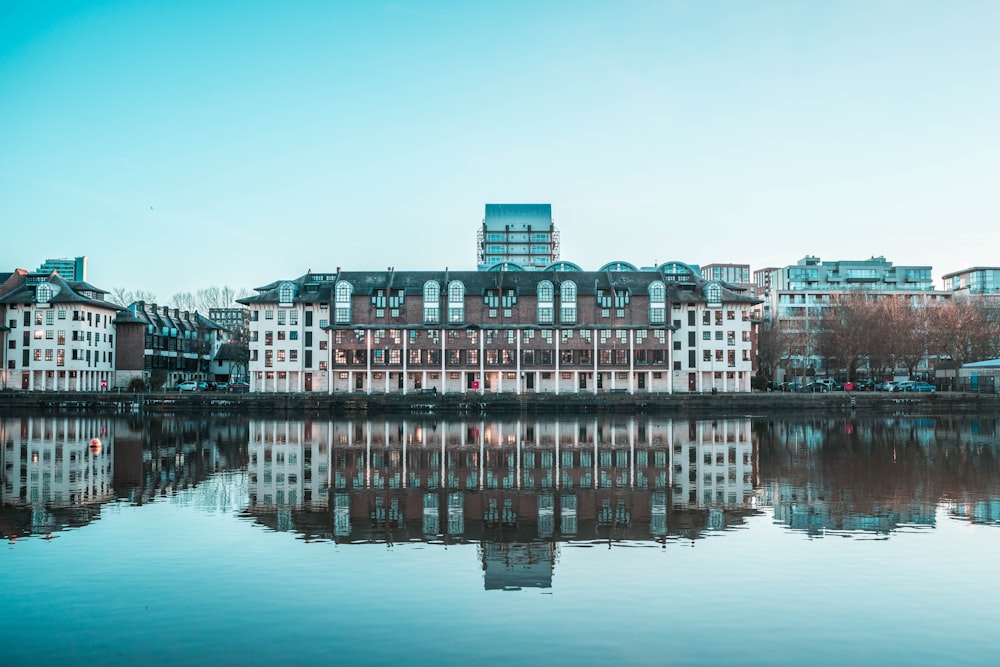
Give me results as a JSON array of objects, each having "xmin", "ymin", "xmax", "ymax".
[
  {"xmin": 629, "ymin": 330, "xmax": 635, "ymax": 394},
  {"xmin": 402, "ymin": 329, "xmax": 408, "ymax": 396},
  {"xmin": 479, "ymin": 332, "xmax": 485, "ymax": 395},
  {"xmin": 516, "ymin": 328, "xmax": 522, "ymax": 395},
  {"xmin": 592, "ymin": 329, "xmax": 598, "ymax": 395},
  {"xmin": 365, "ymin": 331, "xmax": 372, "ymax": 395},
  {"xmin": 554, "ymin": 329, "xmax": 560, "ymax": 396},
  {"xmin": 440, "ymin": 331, "xmax": 446, "ymax": 393}
]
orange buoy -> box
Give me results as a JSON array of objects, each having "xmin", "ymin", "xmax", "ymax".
[{"xmin": 89, "ymin": 437, "xmax": 102, "ymax": 454}]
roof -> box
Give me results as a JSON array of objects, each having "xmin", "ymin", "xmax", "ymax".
[
  {"xmin": 117, "ymin": 301, "xmax": 224, "ymax": 331},
  {"xmin": 238, "ymin": 268, "xmax": 761, "ymax": 306},
  {"xmin": 961, "ymin": 358, "xmax": 1000, "ymax": 369},
  {"xmin": 0, "ymin": 272, "xmax": 121, "ymax": 311}
]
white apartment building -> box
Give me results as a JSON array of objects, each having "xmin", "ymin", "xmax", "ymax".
[{"xmin": 0, "ymin": 272, "xmax": 121, "ymax": 391}]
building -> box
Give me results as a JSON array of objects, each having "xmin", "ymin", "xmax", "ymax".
[
  {"xmin": 36, "ymin": 256, "xmax": 88, "ymax": 282},
  {"xmin": 0, "ymin": 271, "xmax": 120, "ymax": 391},
  {"xmin": 209, "ymin": 307, "xmax": 250, "ymax": 343},
  {"xmin": 754, "ymin": 255, "xmax": 950, "ymax": 379},
  {"xmin": 941, "ymin": 267, "xmax": 1000, "ymax": 294},
  {"xmin": 701, "ymin": 263, "xmax": 752, "ymax": 290},
  {"xmin": 476, "ymin": 204, "xmax": 560, "ymax": 271},
  {"xmin": 114, "ymin": 301, "xmax": 225, "ymax": 390},
  {"xmin": 238, "ymin": 261, "xmax": 759, "ymax": 394}
]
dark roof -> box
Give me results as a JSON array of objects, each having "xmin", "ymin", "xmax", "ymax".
[
  {"xmin": 0, "ymin": 273, "xmax": 121, "ymax": 311},
  {"xmin": 239, "ymin": 269, "xmax": 760, "ymax": 306},
  {"xmin": 117, "ymin": 301, "xmax": 224, "ymax": 331}
]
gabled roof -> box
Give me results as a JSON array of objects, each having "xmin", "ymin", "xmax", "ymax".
[
  {"xmin": 0, "ymin": 272, "xmax": 121, "ymax": 311},
  {"xmin": 239, "ymin": 268, "xmax": 762, "ymax": 306}
]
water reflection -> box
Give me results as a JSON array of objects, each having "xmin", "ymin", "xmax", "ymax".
[
  {"xmin": 756, "ymin": 415, "xmax": 1000, "ymax": 536},
  {"xmin": 4, "ymin": 413, "xmax": 1000, "ymax": 551}
]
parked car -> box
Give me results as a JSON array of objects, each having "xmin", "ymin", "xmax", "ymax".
[
  {"xmin": 895, "ymin": 381, "xmax": 916, "ymax": 392},
  {"xmin": 909, "ymin": 382, "xmax": 936, "ymax": 393},
  {"xmin": 786, "ymin": 381, "xmax": 805, "ymax": 393},
  {"xmin": 177, "ymin": 381, "xmax": 199, "ymax": 392},
  {"xmin": 227, "ymin": 381, "xmax": 250, "ymax": 393},
  {"xmin": 805, "ymin": 382, "xmax": 830, "ymax": 393}
]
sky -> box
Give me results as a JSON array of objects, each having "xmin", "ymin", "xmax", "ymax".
[{"xmin": 2, "ymin": 0, "xmax": 999, "ymax": 303}]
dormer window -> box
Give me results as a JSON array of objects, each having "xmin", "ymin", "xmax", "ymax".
[
  {"xmin": 423, "ymin": 281, "xmax": 440, "ymax": 324},
  {"xmin": 447, "ymin": 281, "xmax": 465, "ymax": 323},
  {"xmin": 334, "ymin": 281, "xmax": 353, "ymax": 324},
  {"xmin": 649, "ymin": 281, "xmax": 666, "ymax": 324},
  {"xmin": 36, "ymin": 283, "xmax": 53, "ymax": 305},
  {"xmin": 278, "ymin": 281, "xmax": 295, "ymax": 306},
  {"xmin": 559, "ymin": 281, "xmax": 577, "ymax": 324},
  {"xmin": 537, "ymin": 280, "xmax": 554, "ymax": 324},
  {"xmin": 705, "ymin": 282, "xmax": 722, "ymax": 307}
]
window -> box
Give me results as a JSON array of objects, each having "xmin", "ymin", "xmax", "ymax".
[
  {"xmin": 278, "ymin": 282, "xmax": 295, "ymax": 305},
  {"xmin": 537, "ymin": 280, "xmax": 554, "ymax": 324},
  {"xmin": 423, "ymin": 281, "xmax": 440, "ymax": 324},
  {"xmin": 447, "ymin": 281, "xmax": 464, "ymax": 324},
  {"xmin": 333, "ymin": 281, "xmax": 353, "ymax": 324},
  {"xmin": 648, "ymin": 281, "xmax": 666, "ymax": 324},
  {"xmin": 705, "ymin": 282, "xmax": 722, "ymax": 307},
  {"xmin": 559, "ymin": 281, "xmax": 577, "ymax": 323}
]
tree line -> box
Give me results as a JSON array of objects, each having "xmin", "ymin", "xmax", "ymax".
[{"xmin": 757, "ymin": 293, "xmax": 1000, "ymax": 382}]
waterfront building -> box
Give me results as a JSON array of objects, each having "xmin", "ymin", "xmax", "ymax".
[
  {"xmin": 238, "ymin": 261, "xmax": 758, "ymax": 394},
  {"xmin": 114, "ymin": 301, "xmax": 225, "ymax": 390},
  {"xmin": 0, "ymin": 271, "xmax": 120, "ymax": 391},
  {"xmin": 753, "ymin": 255, "xmax": 950, "ymax": 378},
  {"xmin": 476, "ymin": 204, "xmax": 560, "ymax": 271},
  {"xmin": 941, "ymin": 267, "xmax": 1000, "ymax": 294},
  {"xmin": 35, "ymin": 256, "xmax": 88, "ymax": 282}
]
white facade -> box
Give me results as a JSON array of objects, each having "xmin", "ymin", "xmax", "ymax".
[{"xmin": 1, "ymin": 277, "xmax": 120, "ymax": 391}]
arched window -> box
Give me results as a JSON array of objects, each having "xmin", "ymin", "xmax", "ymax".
[
  {"xmin": 648, "ymin": 281, "xmax": 666, "ymax": 324},
  {"xmin": 559, "ymin": 281, "xmax": 577, "ymax": 324},
  {"xmin": 423, "ymin": 281, "xmax": 440, "ymax": 324},
  {"xmin": 537, "ymin": 280, "xmax": 554, "ymax": 324},
  {"xmin": 705, "ymin": 282, "xmax": 722, "ymax": 307},
  {"xmin": 334, "ymin": 281, "xmax": 353, "ymax": 324},
  {"xmin": 278, "ymin": 281, "xmax": 295, "ymax": 306},
  {"xmin": 447, "ymin": 281, "xmax": 465, "ymax": 323},
  {"xmin": 36, "ymin": 283, "xmax": 53, "ymax": 304}
]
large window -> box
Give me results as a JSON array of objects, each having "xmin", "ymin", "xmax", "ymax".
[
  {"xmin": 423, "ymin": 281, "xmax": 440, "ymax": 324},
  {"xmin": 447, "ymin": 281, "xmax": 464, "ymax": 324},
  {"xmin": 334, "ymin": 281, "xmax": 352, "ymax": 324},
  {"xmin": 560, "ymin": 281, "xmax": 577, "ymax": 324},
  {"xmin": 278, "ymin": 281, "xmax": 295, "ymax": 305},
  {"xmin": 705, "ymin": 282, "xmax": 722, "ymax": 307},
  {"xmin": 648, "ymin": 281, "xmax": 666, "ymax": 324},
  {"xmin": 537, "ymin": 280, "xmax": 554, "ymax": 324}
]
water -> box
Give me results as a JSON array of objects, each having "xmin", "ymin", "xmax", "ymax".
[{"xmin": 2, "ymin": 412, "xmax": 1000, "ymax": 666}]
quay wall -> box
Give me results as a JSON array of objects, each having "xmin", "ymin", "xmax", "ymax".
[{"xmin": 1, "ymin": 390, "xmax": 999, "ymax": 417}]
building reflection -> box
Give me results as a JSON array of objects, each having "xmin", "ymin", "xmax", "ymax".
[
  {"xmin": 0, "ymin": 416, "xmax": 114, "ymax": 537},
  {"xmin": 243, "ymin": 417, "xmax": 758, "ymax": 587},
  {"xmin": 757, "ymin": 415, "xmax": 1000, "ymax": 536},
  {"xmin": 1, "ymin": 415, "xmax": 249, "ymax": 539}
]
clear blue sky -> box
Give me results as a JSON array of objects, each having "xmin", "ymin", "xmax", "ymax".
[{"xmin": 2, "ymin": 1, "xmax": 998, "ymax": 302}]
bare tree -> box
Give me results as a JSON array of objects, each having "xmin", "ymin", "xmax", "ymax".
[
  {"xmin": 170, "ymin": 291, "xmax": 198, "ymax": 311},
  {"xmin": 756, "ymin": 319, "xmax": 793, "ymax": 380},
  {"xmin": 169, "ymin": 286, "xmax": 250, "ymax": 312},
  {"xmin": 928, "ymin": 297, "xmax": 1000, "ymax": 387},
  {"xmin": 818, "ymin": 291, "xmax": 875, "ymax": 381},
  {"xmin": 110, "ymin": 287, "xmax": 158, "ymax": 307}
]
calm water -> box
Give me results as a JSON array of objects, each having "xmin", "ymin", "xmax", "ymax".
[{"xmin": 3, "ymin": 411, "xmax": 1000, "ymax": 666}]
